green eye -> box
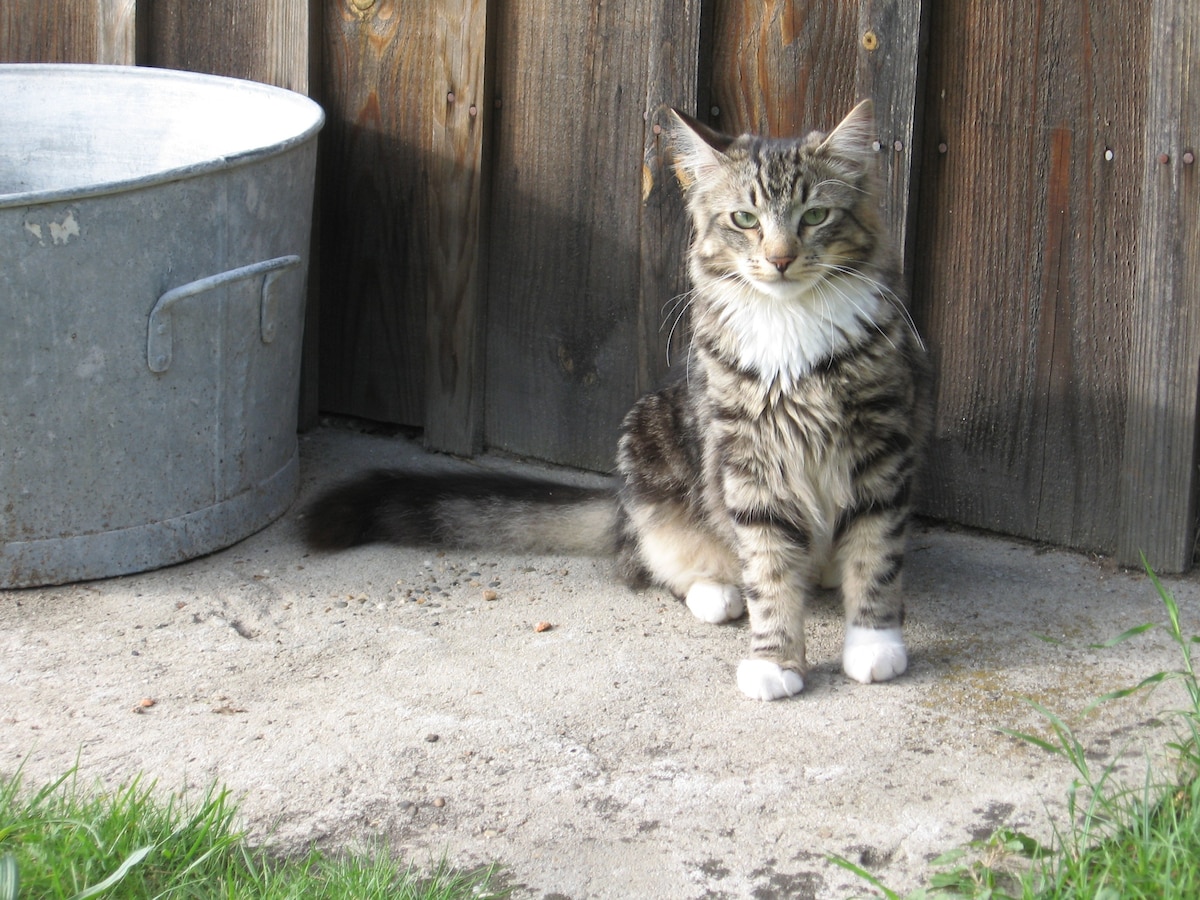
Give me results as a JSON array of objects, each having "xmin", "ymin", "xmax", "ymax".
[
  {"xmin": 802, "ymin": 207, "xmax": 829, "ymax": 226},
  {"xmin": 731, "ymin": 210, "xmax": 759, "ymax": 229}
]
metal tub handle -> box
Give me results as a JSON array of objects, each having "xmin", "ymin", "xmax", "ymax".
[{"xmin": 147, "ymin": 255, "xmax": 301, "ymax": 373}]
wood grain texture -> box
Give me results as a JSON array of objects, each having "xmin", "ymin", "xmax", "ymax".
[
  {"xmin": 316, "ymin": 0, "xmax": 431, "ymax": 426},
  {"xmin": 144, "ymin": 0, "xmax": 311, "ymax": 91},
  {"xmin": 422, "ymin": 0, "xmax": 492, "ymax": 455},
  {"xmin": 484, "ymin": 0, "xmax": 702, "ymax": 470},
  {"xmin": 705, "ymin": 0, "xmax": 859, "ymax": 136},
  {"xmin": 912, "ymin": 0, "xmax": 1148, "ymax": 556},
  {"xmin": 855, "ymin": 0, "xmax": 928, "ymax": 285},
  {"xmin": 1118, "ymin": 0, "xmax": 1200, "ymax": 570},
  {"xmin": 1, "ymin": 0, "xmax": 136, "ymax": 64}
]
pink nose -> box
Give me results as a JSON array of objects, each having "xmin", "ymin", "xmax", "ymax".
[{"xmin": 768, "ymin": 255, "xmax": 795, "ymax": 273}]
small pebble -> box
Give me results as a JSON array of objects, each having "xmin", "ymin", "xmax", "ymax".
[
  {"xmin": 483, "ymin": 589, "xmax": 498, "ymax": 601},
  {"xmin": 534, "ymin": 621, "xmax": 553, "ymax": 633},
  {"xmin": 425, "ymin": 733, "xmax": 440, "ymax": 742},
  {"xmin": 432, "ymin": 797, "xmax": 446, "ymax": 808}
]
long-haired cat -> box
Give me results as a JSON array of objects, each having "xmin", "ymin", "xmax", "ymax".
[{"xmin": 305, "ymin": 100, "xmax": 931, "ymax": 701}]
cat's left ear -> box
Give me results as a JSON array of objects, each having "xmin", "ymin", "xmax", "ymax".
[
  {"xmin": 667, "ymin": 109, "xmax": 735, "ymax": 189},
  {"xmin": 817, "ymin": 99, "xmax": 877, "ymax": 165}
]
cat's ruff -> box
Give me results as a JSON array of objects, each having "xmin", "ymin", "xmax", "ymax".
[{"xmin": 708, "ymin": 274, "xmax": 885, "ymax": 388}]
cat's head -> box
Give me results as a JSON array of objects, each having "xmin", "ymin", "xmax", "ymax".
[{"xmin": 668, "ymin": 101, "xmax": 885, "ymax": 300}]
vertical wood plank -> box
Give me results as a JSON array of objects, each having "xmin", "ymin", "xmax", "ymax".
[
  {"xmin": 423, "ymin": 0, "xmax": 492, "ymax": 455},
  {"xmin": 144, "ymin": 0, "xmax": 311, "ymax": 91},
  {"xmin": 639, "ymin": 7, "xmax": 704, "ymax": 394},
  {"xmin": 1118, "ymin": 0, "xmax": 1200, "ymax": 570},
  {"xmin": 1, "ymin": 0, "xmax": 136, "ymax": 64},
  {"xmin": 705, "ymin": 0, "xmax": 859, "ymax": 136},
  {"xmin": 316, "ymin": 1, "xmax": 432, "ymax": 427},
  {"xmin": 855, "ymin": 0, "xmax": 928, "ymax": 285},
  {"xmin": 912, "ymin": 0, "xmax": 1148, "ymax": 555},
  {"xmin": 485, "ymin": 1, "xmax": 701, "ymax": 470}
]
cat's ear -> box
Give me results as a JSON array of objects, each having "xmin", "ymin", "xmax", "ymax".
[
  {"xmin": 817, "ymin": 99, "xmax": 877, "ymax": 164},
  {"xmin": 667, "ymin": 109, "xmax": 734, "ymax": 189}
]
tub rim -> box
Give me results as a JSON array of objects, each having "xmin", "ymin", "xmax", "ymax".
[{"xmin": 0, "ymin": 63, "xmax": 325, "ymax": 210}]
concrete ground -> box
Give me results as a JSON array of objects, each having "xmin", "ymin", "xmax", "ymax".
[{"xmin": 2, "ymin": 425, "xmax": 1198, "ymax": 899}]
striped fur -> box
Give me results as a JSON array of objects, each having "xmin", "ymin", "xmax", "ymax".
[
  {"xmin": 620, "ymin": 100, "xmax": 929, "ymax": 698},
  {"xmin": 304, "ymin": 101, "xmax": 930, "ymax": 700}
]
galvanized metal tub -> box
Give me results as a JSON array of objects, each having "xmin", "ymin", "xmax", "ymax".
[{"xmin": 0, "ymin": 64, "xmax": 324, "ymax": 588}]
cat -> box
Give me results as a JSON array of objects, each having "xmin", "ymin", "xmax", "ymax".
[{"xmin": 304, "ymin": 99, "xmax": 931, "ymax": 701}]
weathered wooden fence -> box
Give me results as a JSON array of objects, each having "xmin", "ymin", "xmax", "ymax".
[{"xmin": 4, "ymin": 0, "xmax": 1198, "ymax": 572}]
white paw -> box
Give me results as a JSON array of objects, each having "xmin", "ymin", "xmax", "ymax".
[
  {"xmin": 685, "ymin": 582, "xmax": 744, "ymax": 624},
  {"xmin": 842, "ymin": 626, "xmax": 907, "ymax": 683},
  {"xmin": 737, "ymin": 659, "xmax": 805, "ymax": 701}
]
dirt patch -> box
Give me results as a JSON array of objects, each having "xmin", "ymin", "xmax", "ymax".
[{"xmin": 1, "ymin": 429, "xmax": 1195, "ymax": 899}]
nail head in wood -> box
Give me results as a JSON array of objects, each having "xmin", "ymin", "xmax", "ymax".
[{"xmin": 1184, "ymin": 151, "xmax": 1195, "ymax": 165}]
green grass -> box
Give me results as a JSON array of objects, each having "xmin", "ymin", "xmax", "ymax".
[
  {"xmin": 833, "ymin": 556, "xmax": 1200, "ymax": 899},
  {"xmin": 0, "ymin": 767, "xmax": 507, "ymax": 900}
]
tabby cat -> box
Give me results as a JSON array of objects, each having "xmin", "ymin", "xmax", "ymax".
[{"xmin": 305, "ymin": 100, "xmax": 931, "ymax": 701}]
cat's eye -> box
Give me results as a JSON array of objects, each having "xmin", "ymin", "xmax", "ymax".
[
  {"xmin": 801, "ymin": 207, "xmax": 829, "ymax": 227},
  {"xmin": 731, "ymin": 210, "xmax": 759, "ymax": 229}
]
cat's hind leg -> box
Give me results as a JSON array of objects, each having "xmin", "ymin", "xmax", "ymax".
[{"xmin": 623, "ymin": 502, "xmax": 744, "ymax": 624}]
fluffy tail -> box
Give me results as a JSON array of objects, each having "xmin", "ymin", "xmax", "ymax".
[{"xmin": 302, "ymin": 470, "xmax": 619, "ymax": 555}]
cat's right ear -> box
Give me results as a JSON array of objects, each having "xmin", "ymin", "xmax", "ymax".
[{"xmin": 667, "ymin": 109, "xmax": 734, "ymax": 189}]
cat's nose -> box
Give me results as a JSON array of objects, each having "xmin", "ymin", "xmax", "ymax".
[{"xmin": 767, "ymin": 255, "xmax": 795, "ymax": 273}]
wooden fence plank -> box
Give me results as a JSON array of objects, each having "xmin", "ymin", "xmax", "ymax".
[
  {"xmin": 855, "ymin": 0, "xmax": 928, "ymax": 285},
  {"xmin": 1, "ymin": 0, "xmax": 136, "ymax": 64},
  {"xmin": 705, "ymin": 0, "xmax": 859, "ymax": 136},
  {"xmin": 912, "ymin": 0, "xmax": 1148, "ymax": 556},
  {"xmin": 144, "ymin": 0, "xmax": 311, "ymax": 91},
  {"xmin": 638, "ymin": 7, "xmax": 704, "ymax": 395},
  {"xmin": 484, "ymin": 1, "xmax": 701, "ymax": 470},
  {"xmin": 316, "ymin": 1, "xmax": 432, "ymax": 427},
  {"xmin": 1117, "ymin": 0, "xmax": 1200, "ymax": 571},
  {"xmin": 422, "ymin": 0, "xmax": 492, "ymax": 456}
]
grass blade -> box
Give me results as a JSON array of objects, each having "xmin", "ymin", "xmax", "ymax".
[
  {"xmin": 68, "ymin": 845, "xmax": 153, "ymax": 900},
  {"xmin": 826, "ymin": 854, "xmax": 902, "ymax": 900},
  {"xmin": 0, "ymin": 854, "xmax": 19, "ymax": 900}
]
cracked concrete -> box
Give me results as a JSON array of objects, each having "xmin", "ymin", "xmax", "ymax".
[{"xmin": 2, "ymin": 425, "xmax": 1197, "ymax": 898}]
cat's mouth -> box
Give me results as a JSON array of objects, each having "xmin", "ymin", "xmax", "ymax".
[{"xmin": 742, "ymin": 265, "xmax": 822, "ymax": 298}]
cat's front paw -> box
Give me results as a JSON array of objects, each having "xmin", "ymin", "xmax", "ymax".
[
  {"xmin": 736, "ymin": 659, "xmax": 804, "ymax": 700},
  {"xmin": 843, "ymin": 626, "xmax": 907, "ymax": 683},
  {"xmin": 685, "ymin": 581, "xmax": 745, "ymax": 624}
]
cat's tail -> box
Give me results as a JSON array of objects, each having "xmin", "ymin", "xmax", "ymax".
[{"xmin": 302, "ymin": 470, "xmax": 619, "ymax": 555}]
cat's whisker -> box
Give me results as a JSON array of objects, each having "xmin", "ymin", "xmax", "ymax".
[
  {"xmin": 819, "ymin": 261, "xmax": 926, "ymax": 352},
  {"xmin": 663, "ymin": 289, "xmax": 698, "ymax": 366},
  {"xmin": 808, "ymin": 273, "xmax": 895, "ymax": 352}
]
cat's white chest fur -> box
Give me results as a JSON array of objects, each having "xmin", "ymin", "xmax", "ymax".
[{"xmin": 716, "ymin": 275, "xmax": 882, "ymax": 387}]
